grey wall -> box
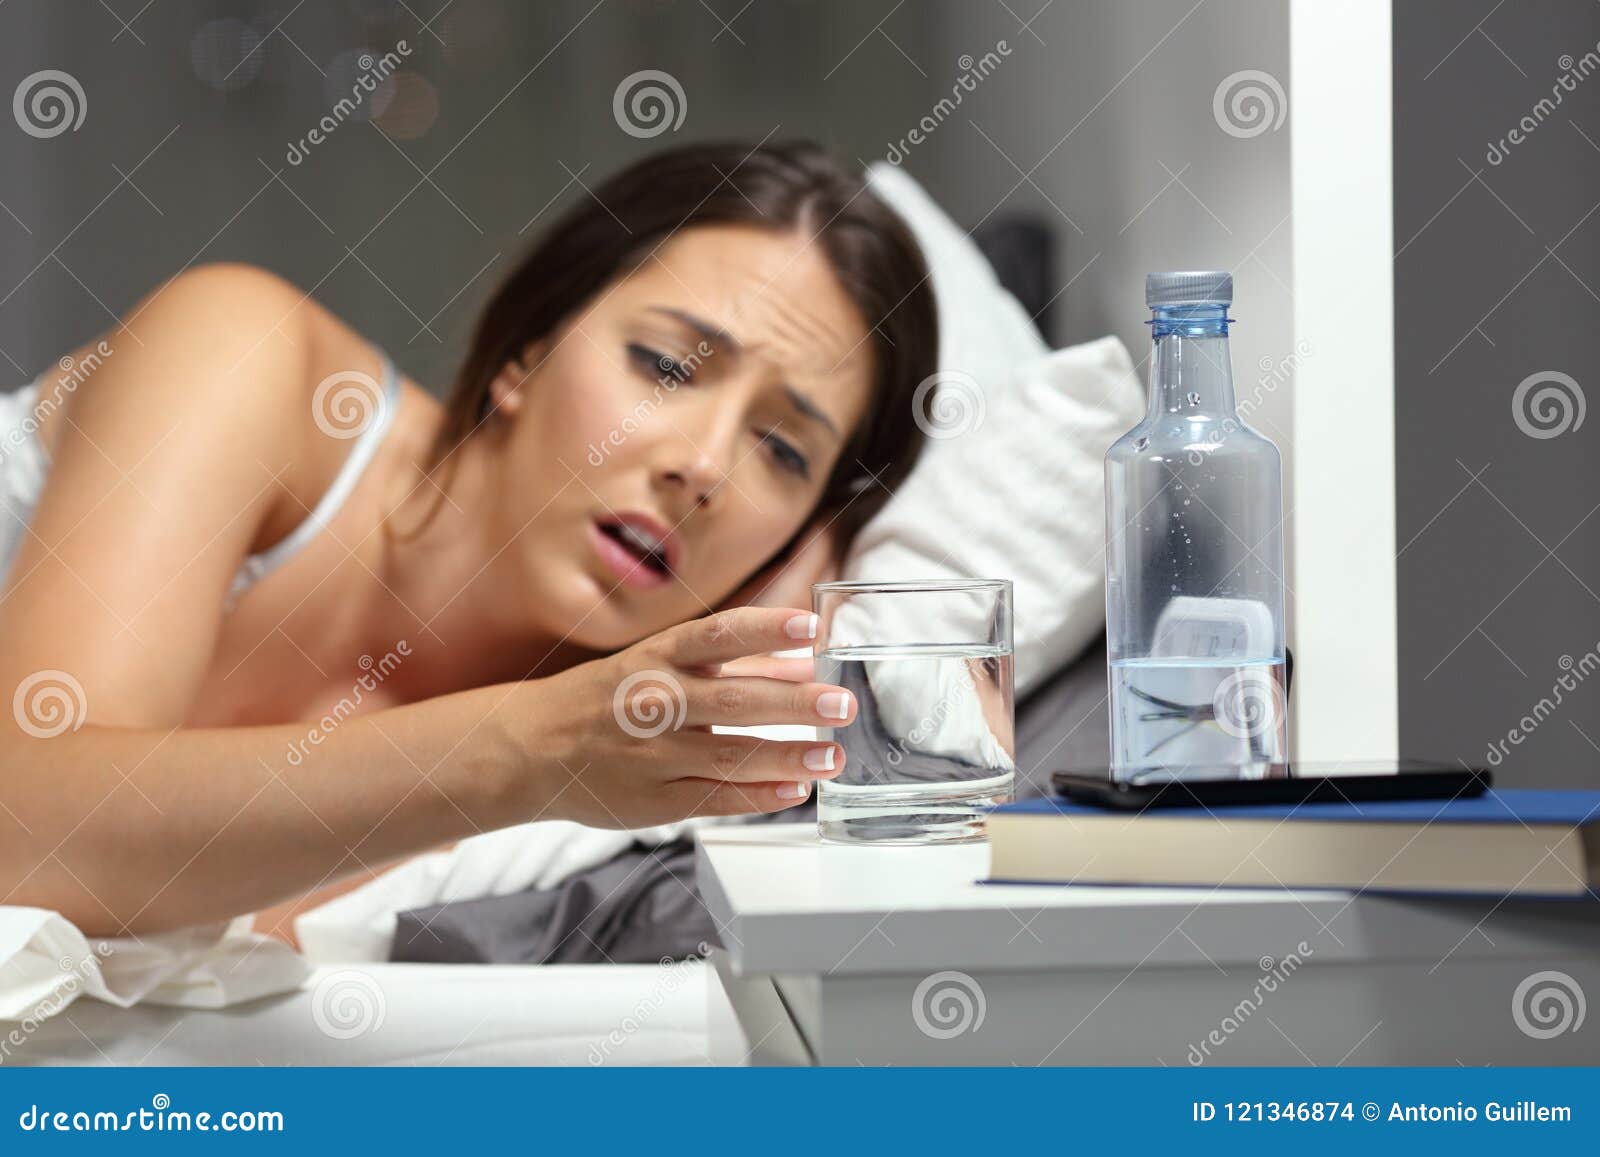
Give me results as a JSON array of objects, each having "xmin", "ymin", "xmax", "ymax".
[{"xmin": 1395, "ymin": 0, "xmax": 1600, "ymax": 787}]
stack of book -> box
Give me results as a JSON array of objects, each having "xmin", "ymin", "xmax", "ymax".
[{"xmin": 987, "ymin": 789, "xmax": 1600, "ymax": 896}]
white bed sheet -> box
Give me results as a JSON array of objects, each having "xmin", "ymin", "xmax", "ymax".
[{"xmin": 11, "ymin": 962, "xmax": 725, "ymax": 1067}]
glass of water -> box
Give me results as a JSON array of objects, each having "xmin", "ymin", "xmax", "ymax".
[{"xmin": 812, "ymin": 579, "xmax": 1014, "ymax": 844}]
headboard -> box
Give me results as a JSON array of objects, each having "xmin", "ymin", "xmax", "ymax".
[{"xmin": 973, "ymin": 215, "xmax": 1057, "ymax": 346}]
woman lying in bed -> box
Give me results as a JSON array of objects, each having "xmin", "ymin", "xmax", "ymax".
[{"xmin": 0, "ymin": 141, "xmax": 936, "ymax": 938}]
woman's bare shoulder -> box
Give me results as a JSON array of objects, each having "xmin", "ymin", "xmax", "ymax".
[
  {"xmin": 42, "ymin": 263, "xmax": 386, "ymax": 487},
  {"xmin": 149, "ymin": 262, "xmax": 378, "ymax": 362}
]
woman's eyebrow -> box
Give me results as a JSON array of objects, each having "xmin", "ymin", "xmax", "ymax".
[
  {"xmin": 650, "ymin": 306, "xmax": 840, "ymax": 437},
  {"xmin": 650, "ymin": 307, "xmax": 739, "ymax": 351},
  {"xmin": 780, "ymin": 383, "xmax": 840, "ymax": 437}
]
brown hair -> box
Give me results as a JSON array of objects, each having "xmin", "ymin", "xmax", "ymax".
[{"xmin": 425, "ymin": 140, "xmax": 937, "ymax": 566}]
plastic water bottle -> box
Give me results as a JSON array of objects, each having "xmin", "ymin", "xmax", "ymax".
[{"xmin": 1103, "ymin": 272, "xmax": 1289, "ymax": 778}]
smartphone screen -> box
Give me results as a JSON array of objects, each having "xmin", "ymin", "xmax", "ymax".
[{"xmin": 1050, "ymin": 761, "xmax": 1491, "ymax": 810}]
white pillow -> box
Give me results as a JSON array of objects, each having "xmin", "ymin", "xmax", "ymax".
[
  {"xmin": 847, "ymin": 165, "xmax": 1143, "ymax": 698},
  {"xmin": 865, "ymin": 163, "xmax": 1050, "ymax": 385}
]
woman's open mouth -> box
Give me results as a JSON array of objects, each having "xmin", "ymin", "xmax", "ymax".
[{"xmin": 589, "ymin": 514, "xmax": 678, "ymax": 590}]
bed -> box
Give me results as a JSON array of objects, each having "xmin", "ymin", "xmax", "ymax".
[{"xmin": 14, "ymin": 962, "xmax": 729, "ymax": 1067}]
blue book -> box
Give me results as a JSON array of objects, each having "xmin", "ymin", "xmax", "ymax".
[{"xmin": 985, "ymin": 789, "xmax": 1600, "ymax": 897}]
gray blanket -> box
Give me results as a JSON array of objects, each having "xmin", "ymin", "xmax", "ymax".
[{"xmin": 392, "ymin": 839, "xmax": 716, "ymax": 964}]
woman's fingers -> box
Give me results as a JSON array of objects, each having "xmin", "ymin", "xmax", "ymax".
[
  {"xmin": 681, "ymin": 677, "xmax": 855, "ymax": 728},
  {"xmin": 672, "ymin": 734, "xmax": 845, "ymax": 784},
  {"xmin": 657, "ymin": 607, "xmax": 818, "ymax": 669},
  {"xmin": 715, "ymin": 654, "xmax": 814, "ymax": 683},
  {"xmin": 669, "ymin": 778, "xmax": 819, "ymax": 818}
]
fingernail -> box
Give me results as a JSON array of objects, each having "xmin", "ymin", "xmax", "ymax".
[
  {"xmin": 777, "ymin": 781, "xmax": 810, "ymax": 800},
  {"xmin": 785, "ymin": 613, "xmax": 818, "ymax": 640},
  {"xmin": 803, "ymin": 745, "xmax": 836, "ymax": 772},
  {"xmin": 817, "ymin": 691, "xmax": 852, "ymax": 720}
]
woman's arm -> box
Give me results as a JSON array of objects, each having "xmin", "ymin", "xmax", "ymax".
[
  {"xmin": 1, "ymin": 686, "xmax": 536, "ymax": 934},
  {"xmin": 0, "ymin": 268, "xmax": 853, "ymax": 933},
  {"xmin": 2, "ymin": 607, "xmax": 855, "ymax": 936}
]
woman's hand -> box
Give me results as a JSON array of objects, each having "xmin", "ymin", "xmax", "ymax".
[{"xmin": 511, "ymin": 606, "xmax": 856, "ymax": 829}]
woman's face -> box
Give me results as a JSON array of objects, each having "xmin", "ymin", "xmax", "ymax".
[{"xmin": 483, "ymin": 223, "xmax": 877, "ymax": 651}]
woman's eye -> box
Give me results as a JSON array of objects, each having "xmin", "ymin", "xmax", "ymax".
[
  {"xmin": 761, "ymin": 430, "xmax": 810, "ymax": 480},
  {"xmin": 627, "ymin": 343, "xmax": 691, "ymax": 383}
]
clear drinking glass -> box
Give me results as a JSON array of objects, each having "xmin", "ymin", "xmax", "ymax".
[{"xmin": 812, "ymin": 579, "xmax": 1015, "ymax": 844}]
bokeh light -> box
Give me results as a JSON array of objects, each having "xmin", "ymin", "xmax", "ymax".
[
  {"xmin": 374, "ymin": 73, "xmax": 439, "ymax": 140},
  {"xmin": 190, "ymin": 19, "xmax": 265, "ymax": 92},
  {"xmin": 325, "ymin": 48, "xmax": 399, "ymax": 122}
]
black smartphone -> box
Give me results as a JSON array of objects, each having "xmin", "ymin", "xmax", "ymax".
[{"xmin": 1050, "ymin": 760, "xmax": 1491, "ymax": 811}]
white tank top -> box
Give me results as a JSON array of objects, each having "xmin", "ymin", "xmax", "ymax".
[{"xmin": 0, "ymin": 355, "xmax": 403, "ymax": 608}]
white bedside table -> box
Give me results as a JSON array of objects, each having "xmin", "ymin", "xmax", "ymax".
[{"xmin": 697, "ymin": 823, "xmax": 1600, "ymax": 1066}]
